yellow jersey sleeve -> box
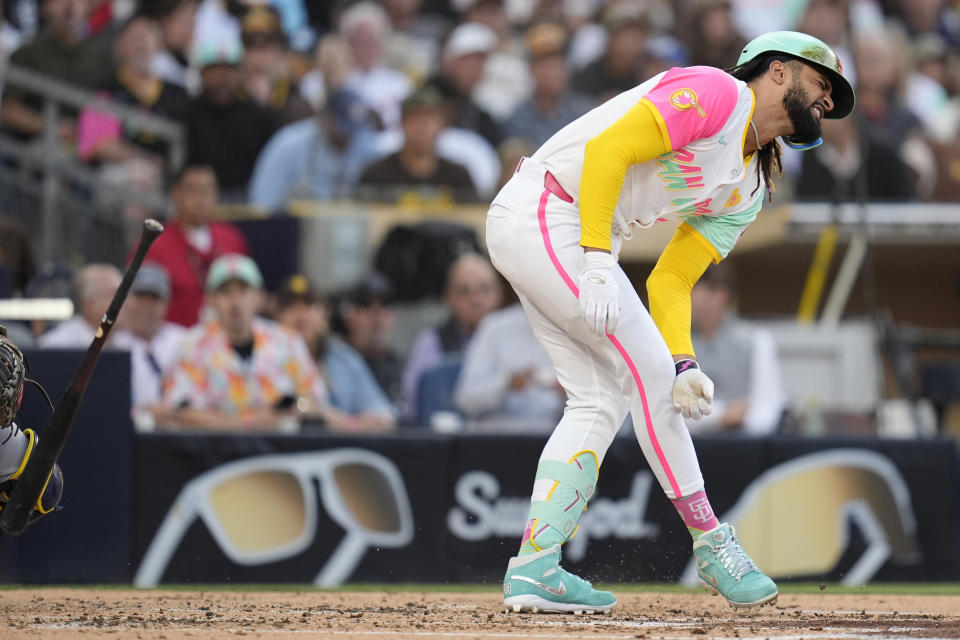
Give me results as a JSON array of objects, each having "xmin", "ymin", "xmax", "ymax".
[
  {"xmin": 646, "ymin": 222, "xmax": 719, "ymax": 357},
  {"xmin": 579, "ymin": 98, "xmax": 670, "ymax": 251}
]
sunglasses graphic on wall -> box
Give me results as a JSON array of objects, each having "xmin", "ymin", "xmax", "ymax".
[
  {"xmin": 134, "ymin": 449, "xmax": 414, "ymax": 587},
  {"xmin": 680, "ymin": 448, "xmax": 921, "ymax": 587}
]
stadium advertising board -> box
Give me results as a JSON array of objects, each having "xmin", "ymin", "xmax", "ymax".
[{"xmin": 130, "ymin": 433, "xmax": 960, "ymax": 586}]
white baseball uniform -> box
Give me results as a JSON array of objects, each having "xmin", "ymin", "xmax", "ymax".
[{"xmin": 486, "ymin": 65, "xmax": 764, "ymax": 500}]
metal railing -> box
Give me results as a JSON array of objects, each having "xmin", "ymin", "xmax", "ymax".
[{"xmin": 0, "ymin": 64, "xmax": 185, "ymax": 265}]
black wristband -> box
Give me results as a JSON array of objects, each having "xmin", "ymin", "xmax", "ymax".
[{"xmin": 674, "ymin": 359, "xmax": 699, "ymax": 376}]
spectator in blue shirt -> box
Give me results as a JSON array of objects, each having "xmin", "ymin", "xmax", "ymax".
[
  {"xmin": 247, "ymin": 86, "xmax": 382, "ymax": 212},
  {"xmin": 273, "ymin": 274, "xmax": 395, "ymax": 433},
  {"xmin": 401, "ymin": 253, "xmax": 502, "ymax": 422}
]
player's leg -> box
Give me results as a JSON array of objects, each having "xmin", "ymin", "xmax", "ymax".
[
  {"xmin": 491, "ymin": 186, "xmax": 776, "ymax": 608},
  {"xmin": 490, "ymin": 176, "xmax": 706, "ymax": 514},
  {"xmin": 502, "ymin": 292, "xmax": 626, "ymax": 614},
  {"xmin": 605, "ymin": 269, "xmax": 718, "ymax": 531},
  {"xmin": 609, "ymin": 268, "xmax": 778, "ymax": 608},
  {"xmin": 491, "ymin": 188, "xmax": 693, "ymax": 536},
  {"xmin": 487, "ymin": 185, "xmax": 624, "ymax": 613},
  {"xmin": 489, "ymin": 188, "xmax": 630, "ymax": 547},
  {"xmin": 0, "ymin": 425, "xmax": 30, "ymax": 482},
  {"xmin": 0, "ymin": 424, "xmax": 63, "ymax": 525},
  {"xmin": 517, "ymin": 292, "xmax": 630, "ymax": 548}
]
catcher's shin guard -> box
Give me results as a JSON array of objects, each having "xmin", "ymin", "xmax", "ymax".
[{"xmin": 519, "ymin": 451, "xmax": 598, "ymax": 555}]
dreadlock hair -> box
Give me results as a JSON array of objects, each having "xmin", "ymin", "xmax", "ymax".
[{"xmin": 725, "ymin": 53, "xmax": 802, "ymax": 203}]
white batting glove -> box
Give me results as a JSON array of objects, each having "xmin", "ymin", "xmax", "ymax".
[
  {"xmin": 578, "ymin": 251, "xmax": 620, "ymax": 338},
  {"xmin": 672, "ymin": 359, "xmax": 714, "ymax": 420}
]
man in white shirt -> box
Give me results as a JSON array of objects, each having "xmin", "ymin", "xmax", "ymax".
[
  {"xmin": 686, "ymin": 263, "xmax": 786, "ymax": 435},
  {"xmin": 38, "ymin": 264, "xmax": 122, "ymax": 349},
  {"xmin": 453, "ymin": 304, "xmax": 565, "ymax": 432},
  {"xmin": 112, "ymin": 264, "xmax": 185, "ymax": 425}
]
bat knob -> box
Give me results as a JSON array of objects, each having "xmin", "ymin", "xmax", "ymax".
[{"xmin": 143, "ymin": 219, "xmax": 164, "ymax": 236}]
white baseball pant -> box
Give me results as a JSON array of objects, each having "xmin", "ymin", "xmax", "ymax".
[{"xmin": 485, "ymin": 158, "xmax": 705, "ymax": 500}]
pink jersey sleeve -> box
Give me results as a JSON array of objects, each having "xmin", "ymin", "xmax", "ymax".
[{"xmin": 642, "ymin": 66, "xmax": 739, "ymax": 150}]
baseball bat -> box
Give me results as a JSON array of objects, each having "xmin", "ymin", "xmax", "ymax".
[{"xmin": 0, "ymin": 219, "xmax": 164, "ymax": 535}]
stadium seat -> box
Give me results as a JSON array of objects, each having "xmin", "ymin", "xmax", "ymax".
[
  {"xmin": 416, "ymin": 359, "xmax": 464, "ymax": 427},
  {"xmin": 921, "ymin": 361, "xmax": 960, "ymax": 403}
]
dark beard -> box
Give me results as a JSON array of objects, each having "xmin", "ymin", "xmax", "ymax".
[{"xmin": 783, "ymin": 82, "xmax": 822, "ymax": 144}]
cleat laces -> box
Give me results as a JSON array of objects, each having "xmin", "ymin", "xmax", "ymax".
[
  {"xmin": 561, "ymin": 567, "xmax": 593, "ymax": 589},
  {"xmin": 713, "ymin": 536, "xmax": 759, "ymax": 582}
]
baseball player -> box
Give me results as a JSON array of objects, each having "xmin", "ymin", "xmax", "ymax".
[
  {"xmin": 490, "ymin": 32, "xmax": 854, "ymax": 613},
  {"xmin": 0, "ymin": 326, "xmax": 63, "ymax": 529}
]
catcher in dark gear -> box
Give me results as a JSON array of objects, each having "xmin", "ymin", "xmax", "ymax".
[{"xmin": 0, "ymin": 326, "xmax": 63, "ymax": 527}]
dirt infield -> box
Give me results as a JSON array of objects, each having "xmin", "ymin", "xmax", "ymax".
[{"xmin": 2, "ymin": 589, "xmax": 960, "ymax": 640}]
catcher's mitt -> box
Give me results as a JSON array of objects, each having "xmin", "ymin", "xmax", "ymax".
[{"xmin": 0, "ymin": 326, "xmax": 26, "ymax": 429}]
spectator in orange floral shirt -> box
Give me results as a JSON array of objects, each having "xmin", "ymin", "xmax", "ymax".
[{"xmin": 158, "ymin": 254, "xmax": 327, "ymax": 432}]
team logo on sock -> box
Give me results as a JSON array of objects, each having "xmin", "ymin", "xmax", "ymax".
[{"xmin": 688, "ymin": 496, "xmax": 714, "ymax": 524}]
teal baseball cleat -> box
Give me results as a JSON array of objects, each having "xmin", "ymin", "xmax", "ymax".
[
  {"xmin": 503, "ymin": 545, "xmax": 616, "ymax": 614},
  {"xmin": 693, "ymin": 523, "xmax": 779, "ymax": 608}
]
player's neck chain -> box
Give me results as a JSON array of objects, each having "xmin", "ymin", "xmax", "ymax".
[{"xmin": 750, "ymin": 119, "xmax": 761, "ymax": 151}]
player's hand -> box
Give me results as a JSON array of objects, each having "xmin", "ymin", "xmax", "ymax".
[
  {"xmin": 578, "ymin": 251, "xmax": 620, "ymax": 338},
  {"xmin": 672, "ymin": 360, "xmax": 714, "ymax": 420}
]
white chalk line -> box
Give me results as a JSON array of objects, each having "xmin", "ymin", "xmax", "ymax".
[
  {"xmin": 801, "ymin": 609, "xmax": 935, "ymax": 616},
  {"xmin": 26, "ymin": 622, "xmax": 960, "ymax": 640}
]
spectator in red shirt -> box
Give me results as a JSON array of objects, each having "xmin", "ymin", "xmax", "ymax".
[{"xmin": 143, "ymin": 163, "xmax": 249, "ymax": 327}]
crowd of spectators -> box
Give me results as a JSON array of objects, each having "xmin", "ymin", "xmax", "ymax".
[
  {"xmin": 4, "ymin": 0, "xmax": 959, "ymax": 208},
  {"xmin": 1, "ymin": 0, "xmax": 959, "ymax": 435}
]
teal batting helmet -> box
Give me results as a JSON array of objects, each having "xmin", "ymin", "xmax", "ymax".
[{"xmin": 737, "ymin": 31, "xmax": 855, "ymax": 120}]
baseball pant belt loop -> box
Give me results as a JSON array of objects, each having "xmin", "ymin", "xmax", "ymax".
[{"xmin": 515, "ymin": 157, "xmax": 574, "ymax": 204}]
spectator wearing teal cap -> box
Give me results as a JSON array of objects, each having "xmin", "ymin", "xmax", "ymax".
[{"xmin": 159, "ymin": 254, "xmax": 328, "ymax": 432}]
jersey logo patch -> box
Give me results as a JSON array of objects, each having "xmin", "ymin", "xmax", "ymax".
[
  {"xmin": 725, "ymin": 189, "xmax": 741, "ymax": 208},
  {"xmin": 669, "ymin": 88, "xmax": 706, "ymax": 118}
]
